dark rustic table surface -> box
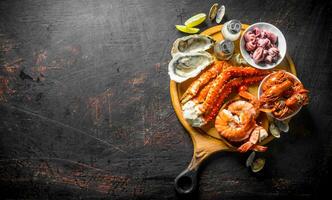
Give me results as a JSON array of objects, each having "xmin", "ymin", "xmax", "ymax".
[{"xmin": 0, "ymin": 0, "xmax": 331, "ymax": 199}]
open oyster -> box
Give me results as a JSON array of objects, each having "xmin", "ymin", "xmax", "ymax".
[
  {"xmin": 168, "ymin": 52, "xmax": 213, "ymax": 83},
  {"xmin": 171, "ymin": 35, "xmax": 215, "ymax": 56}
]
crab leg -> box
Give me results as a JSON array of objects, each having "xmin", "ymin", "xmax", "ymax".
[
  {"xmin": 199, "ymin": 67, "xmax": 270, "ymax": 113},
  {"xmin": 181, "ymin": 61, "xmax": 225, "ymax": 104},
  {"xmin": 204, "ymin": 75, "xmax": 267, "ymax": 123},
  {"xmin": 252, "ymin": 145, "xmax": 268, "ymax": 152},
  {"xmin": 204, "ymin": 78, "xmax": 242, "ymax": 122},
  {"xmin": 226, "ymin": 66, "xmax": 271, "ymax": 78},
  {"xmin": 193, "ymin": 79, "xmax": 215, "ymax": 103},
  {"xmin": 238, "ymin": 125, "xmax": 265, "ymax": 153},
  {"xmin": 237, "ymin": 126, "xmax": 268, "ymax": 153}
]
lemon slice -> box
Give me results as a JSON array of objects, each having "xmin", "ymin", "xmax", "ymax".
[
  {"xmin": 184, "ymin": 13, "xmax": 206, "ymax": 28},
  {"xmin": 175, "ymin": 25, "xmax": 200, "ymax": 34}
]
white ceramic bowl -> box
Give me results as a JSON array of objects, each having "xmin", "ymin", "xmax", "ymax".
[
  {"xmin": 258, "ymin": 71, "xmax": 302, "ymax": 121},
  {"xmin": 240, "ymin": 22, "xmax": 287, "ymax": 70}
]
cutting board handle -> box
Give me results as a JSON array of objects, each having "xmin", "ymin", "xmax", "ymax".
[
  {"xmin": 174, "ymin": 166, "xmax": 198, "ymax": 195},
  {"xmin": 174, "ymin": 131, "xmax": 231, "ymax": 195}
]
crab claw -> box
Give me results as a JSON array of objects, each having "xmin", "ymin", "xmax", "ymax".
[
  {"xmin": 252, "ymin": 145, "xmax": 268, "ymax": 152},
  {"xmin": 238, "ymin": 143, "xmax": 268, "ymax": 153},
  {"xmin": 237, "ymin": 141, "xmax": 254, "ymax": 153},
  {"xmin": 237, "ymin": 125, "xmax": 266, "ymax": 153}
]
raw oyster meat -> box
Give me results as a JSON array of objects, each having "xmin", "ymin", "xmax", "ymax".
[
  {"xmin": 171, "ymin": 35, "xmax": 215, "ymax": 56},
  {"xmin": 168, "ymin": 52, "xmax": 213, "ymax": 83}
]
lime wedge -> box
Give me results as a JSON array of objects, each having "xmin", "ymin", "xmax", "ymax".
[
  {"xmin": 175, "ymin": 25, "xmax": 200, "ymax": 34},
  {"xmin": 184, "ymin": 13, "xmax": 206, "ymax": 28}
]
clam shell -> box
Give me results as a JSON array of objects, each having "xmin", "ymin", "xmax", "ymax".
[
  {"xmin": 168, "ymin": 52, "xmax": 214, "ymax": 83},
  {"xmin": 251, "ymin": 158, "xmax": 265, "ymax": 173},
  {"xmin": 274, "ymin": 119, "xmax": 289, "ymax": 133},
  {"xmin": 215, "ymin": 5, "xmax": 225, "ymax": 24},
  {"xmin": 171, "ymin": 35, "xmax": 215, "ymax": 57},
  {"xmin": 231, "ymin": 53, "xmax": 248, "ymax": 65},
  {"xmin": 259, "ymin": 127, "xmax": 269, "ymax": 142},
  {"xmin": 269, "ymin": 123, "xmax": 281, "ymax": 138},
  {"xmin": 208, "ymin": 3, "xmax": 219, "ymax": 21},
  {"xmin": 246, "ymin": 151, "xmax": 256, "ymax": 167}
]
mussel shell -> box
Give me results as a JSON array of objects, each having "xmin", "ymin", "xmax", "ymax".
[{"xmin": 171, "ymin": 35, "xmax": 215, "ymax": 57}]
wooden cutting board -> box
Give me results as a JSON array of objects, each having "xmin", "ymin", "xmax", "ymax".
[{"xmin": 170, "ymin": 24, "xmax": 297, "ymax": 195}]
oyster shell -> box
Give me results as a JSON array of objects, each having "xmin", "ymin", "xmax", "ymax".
[
  {"xmin": 171, "ymin": 35, "xmax": 215, "ymax": 56},
  {"xmin": 168, "ymin": 52, "xmax": 213, "ymax": 83}
]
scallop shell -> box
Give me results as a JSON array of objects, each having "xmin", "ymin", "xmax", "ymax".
[
  {"xmin": 171, "ymin": 35, "xmax": 215, "ymax": 57},
  {"xmin": 168, "ymin": 52, "xmax": 213, "ymax": 83}
]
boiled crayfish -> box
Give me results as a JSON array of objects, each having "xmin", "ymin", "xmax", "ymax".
[{"xmin": 259, "ymin": 70, "xmax": 309, "ymax": 119}]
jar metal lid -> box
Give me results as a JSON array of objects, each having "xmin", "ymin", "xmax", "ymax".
[
  {"xmin": 219, "ymin": 40, "xmax": 234, "ymax": 54},
  {"xmin": 227, "ymin": 20, "xmax": 242, "ymax": 34}
]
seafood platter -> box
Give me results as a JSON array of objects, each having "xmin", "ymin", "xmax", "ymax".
[{"xmin": 169, "ymin": 11, "xmax": 309, "ymax": 195}]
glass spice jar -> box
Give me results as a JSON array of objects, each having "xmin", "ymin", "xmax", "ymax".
[
  {"xmin": 214, "ymin": 39, "xmax": 234, "ymax": 60},
  {"xmin": 222, "ymin": 19, "xmax": 242, "ymax": 41}
]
